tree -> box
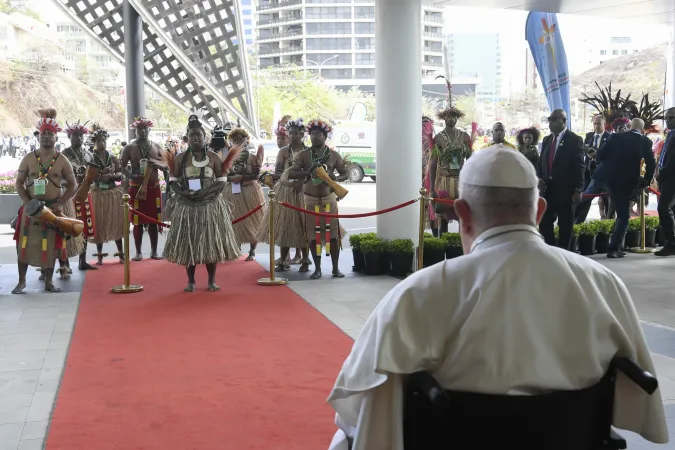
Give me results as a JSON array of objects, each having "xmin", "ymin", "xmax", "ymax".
[{"xmin": 0, "ymin": 0, "xmax": 41, "ymax": 19}]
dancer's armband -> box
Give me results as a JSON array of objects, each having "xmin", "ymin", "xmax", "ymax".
[{"xmin": 216, "ymin": 177, "xmax": 227, "ymax": 182}]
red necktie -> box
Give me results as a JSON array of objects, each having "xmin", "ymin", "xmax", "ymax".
[{"xmin": 547, "ymin": 134, "xmax": 557, "ymax": 176}]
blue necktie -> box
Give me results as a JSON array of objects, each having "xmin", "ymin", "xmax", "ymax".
[
  {"xmin": 594, "ymin": 134, "xmax": 599, "ymax": 148},
  {"xmin": 659, "ymin": 132, "xmax": 673, "ymax": 169}
]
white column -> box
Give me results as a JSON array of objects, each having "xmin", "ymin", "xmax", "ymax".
[
  {"xmin": 375, "ymin": 0, "xmax": 422, "ymax": 244},
  {"xmin": 666, "ymin": 19, "xmax": 675, "ymax": 109}
]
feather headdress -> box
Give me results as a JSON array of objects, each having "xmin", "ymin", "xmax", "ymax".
[
  {"xmin": 130, "ymin": 116, "xmax": 154, "ymax": 129},
  {"xmin": 89, "ymin": 122, "xmax": 109, "ymax": 140},
  {"xmin": 285, "ymin": 117, "xmax": 305, "ymax": 132},
  {"xmin": 222, "ymin": 143, "xmax": 245, "ymax": 175},
  {"xmin": 579, "ymin": 82, "xmax": 635, "ymax": 132},
  {"xmin": 276, "ymin": 115, "xmax": 292, "ymax": 137},
  {"xmin": 306, "ymin": 119, "xmax": 333, "ymax": 136},
  {"xmin": 435, "ymin": 75, "xmax": 464, "ymax": 120},
  {"xmin": 627, "ymin": 93, "xmax": 664, "ymax": 134},
  {"xmin": 228, "ymin": 128, "xmax": 250, "ymax": 147},
  {"xmin": 64, "ymin": 120, "xmax": 90, "ymax": 136},
  {"xmin": 36, "ymin": 109, "xmax": 62, "ymax": 133}
]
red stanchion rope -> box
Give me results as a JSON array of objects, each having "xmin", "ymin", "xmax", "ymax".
[
  {"xmin": 277, "ymin": 198, "xmax": 418, "ymax": 218},
  {"xmin": 649, "ymin": 187, "xmax": 661, "ymax": 196},
  {"xmin": 129, "ymin": 203, "xmax": 264, "ymax": 227}
]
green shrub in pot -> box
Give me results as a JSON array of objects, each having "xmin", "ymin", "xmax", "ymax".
[
  {"xmin": 423, "ymin": 236, "xmax": 446, "ymax": 267},
  {"xmin": 388, "ymin": 238, "xmax": 414, "ymax": 277},
  {"xmin": 441, "ymin": 232, "xmax": 463, "ymax": 259},
  {"xmin": 625, "ymin": 218, "xmax": 642, "ymax": 248},
  {"xmin": 594, "ymin": 219, "xmax": 614, "ymax": 253},
  {"xmin": 644, "ymin": 216, "xmax": 659, "ymax": 247},
  {"xmin": 349, "ymin": 232, "xmax": 376, "ymax": 272},
  {"xmin": 577, "ymin": 221, "xmax": 599, "ymax": 256},
  {"xmin": 361, "ymin": 236, "xmax": 389, "ymax": 275}
]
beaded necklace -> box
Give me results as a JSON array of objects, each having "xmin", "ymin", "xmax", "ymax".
[{"xmin": 35, "ymin": 151, "xmax": 59, "ymax": 179}]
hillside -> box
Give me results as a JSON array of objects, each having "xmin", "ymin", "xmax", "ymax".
[
  {"xmin": 0, "ymin": 69, "xmax": 126, "ymax": 135},
  {"xmin": 571, "ymin": 44, "xmax": 667, "ymax": 102}
]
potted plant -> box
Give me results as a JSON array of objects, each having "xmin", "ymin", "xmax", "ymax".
[
  {"xmin": 349, "ymin": 232, "xmax": 375, "ymax": 272},
  {"xmin": 577, "ymin": 221, "xmax": 598, "ymax": 255},
  {"xmin": 644, "ymin": 216, "xmax": 659, "ymax": 248},
  {"xmin": 361, "ymin": 236, "xmax": 389, "ymax": 275},
  {"xmin": 625, "ymin": 218, "xmax": 641, "ymax": 248},
  {"xmin": 423, "ymin": 236, "xmax": 446, "ymax": 267},
  {"xmin": 595, "ymin": 219, "xmax": 614, "ymax": 253},
  {"xmin": 441, "ymin": 232, "xmax": 463, "ymax": 259},
  {"xmin": 388, "ymin": 238, "xmax": 414, "ymax": 277}
]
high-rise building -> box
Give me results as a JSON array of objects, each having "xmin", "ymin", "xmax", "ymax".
[
  {"xmin": 240, "ymin": 0, "xmax": 255, "ymax": 50},
  {"xmin": 447, "ymin": 32, "xmax": 502, "ymax": 102},
  {"xmin": 255, "ymin": 1, "xmax": 444, "ymax": 84}
]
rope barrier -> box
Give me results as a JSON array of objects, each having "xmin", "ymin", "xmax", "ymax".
[
  {"xmin": 129, "ymin": 203, "xmax": 264, "ymax": 228},
  {"xmin": 277, "ymin": 198, "xmax": 418, "ymax": 219},
  {"xmin": 649, "ymin": 187, "xmax": 660, "ymax": 196}
]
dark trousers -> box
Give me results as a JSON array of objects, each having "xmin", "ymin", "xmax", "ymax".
[
  {"xmin": 575, "ymin": 179, "xmax": 607, "ymax": 224},
  {"xmin": 657, "ymin": 180, "xmax": 675, "ymax": 244},
  {"xmin": 540, "ymin": 185, "xmax": 575, "ymax": 251},
  {"xmin": 608, "ymin": 189, "xmax": 631, "ymax": 251}
]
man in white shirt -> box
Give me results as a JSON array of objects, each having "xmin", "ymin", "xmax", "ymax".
[{"xmin": 327, "ymin": 147, "xmax": 667, "ymax": 450}]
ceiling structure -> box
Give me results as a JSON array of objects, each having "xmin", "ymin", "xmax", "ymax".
[
  {"xmin": 54, "ymin": 0, "xmax": 257, "ymax": 134},
  {"xmin": 431, "ymin": 0, "xmax": 675, "ymax": 26}
]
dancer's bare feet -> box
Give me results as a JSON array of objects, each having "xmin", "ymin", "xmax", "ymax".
[
  {"xmin": 299, "ymin": 263, "xmax": 309, "ymax": 273},
  {"xmin": 290, "ymin": 255, "xmax": 302, "ymax": 265},
  {"xmin": 79, "ymin": 261, "xmax": 98, "ymax": 271},
  {"xmin": 275, "ymin": 264, "xmax": 287, "ymax": 272},
  {"xmin": 208, "ymin": 283, "xmax": 220, "ymax": 292},
  {"xmin": 310, "ymin": 268, "xmax": 322, "ymax": 280},
  {"xmin": 150, "ymin": 252, "xmax": 163, "ymax": 260},
  {"xmin": 132, "ymin": 253, "xmax": 143, "ymax": 261},
  {"xmin": 184, "ymin": 283, "xmax": 196, "ymax": 292},
  {"xmin": 39, "ymin": 271, "xmax": 45, "ymax": 281},
  {"xmin": 11, "ymin": 282, "xmax": 26, "ymax": 294},
  {"xmin": 44, "ymin": 281, "xmax": 62, "ymax": 293},
  {"xmin": 245, "ymin": 250, "xmax": 255, "ymax": 261},
  {"xmin": 58, "ymin": 267, "xmax": 70, "ymax": 280},
  {"xmin": 96, "ymin": 257, "xmax": 104, "ymax": 266},
  {"xmin": 332, "ymin": 269, "xmax": 345, "ymax": 278}
]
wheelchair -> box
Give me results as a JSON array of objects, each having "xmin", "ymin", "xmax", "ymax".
[{"xmin": 403, "ymin": 357, "xmax": 659, "ymax": 450}]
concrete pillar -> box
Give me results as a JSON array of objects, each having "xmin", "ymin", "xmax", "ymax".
[
  {"xmin": 375, "ymin": 0, "xmax": 422, "ymax": 245},
  {"xmin": 123, "ymin": 0, "xmax": 145, "ymax": 141},
  {"xmin": 666, "ymin": 19, "xmax": 675, "ymax": 109}
]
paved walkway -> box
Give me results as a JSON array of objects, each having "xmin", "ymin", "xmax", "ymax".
[{"xmin": 0, "ymin": 223, "xmax": 673, "ymax": 448}]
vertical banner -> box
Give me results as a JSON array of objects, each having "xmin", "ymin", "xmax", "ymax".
[{"xmin": 525, "ymin": 12, "xmax": 571, "ymax": 127}]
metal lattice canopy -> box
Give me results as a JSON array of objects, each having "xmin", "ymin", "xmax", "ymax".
[{"xmin": 54, "ymin": 0, "xmax": 257, "ymax": 135}]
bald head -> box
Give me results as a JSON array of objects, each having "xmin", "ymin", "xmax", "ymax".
[
  {"xmin": 548, "ymin": 109, "xmax": 567, "ymax": 134},
  {"xmin": 630, "ymin": 118, "xmax": 645, "ymax": 133}
]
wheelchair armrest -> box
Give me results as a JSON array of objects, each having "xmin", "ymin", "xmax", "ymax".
[
  {"xmin": 408, "ymin": 371, "xmax": 450, "ymax": 407},
  {"xmin": 612, "ymin": 357, "xmax": 658, "ymax": 395}
]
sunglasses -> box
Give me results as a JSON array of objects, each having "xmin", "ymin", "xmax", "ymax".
[{"xmin": 547, "ymin": 116, "xmax": 565, "ymax": 123}]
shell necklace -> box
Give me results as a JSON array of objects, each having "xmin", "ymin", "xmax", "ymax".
[{"xmin": 190, "ymin": 148, "xmax": 210, "ymax": 168}]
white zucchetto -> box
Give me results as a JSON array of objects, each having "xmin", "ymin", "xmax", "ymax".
[{"xmin": 460, "ymin": 144, "xmax": 538, "ymax": 189}]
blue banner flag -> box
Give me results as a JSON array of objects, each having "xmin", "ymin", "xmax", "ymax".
[{"xmin": 525, "ymin": 12, "xmax": 571, "ymax": 126}]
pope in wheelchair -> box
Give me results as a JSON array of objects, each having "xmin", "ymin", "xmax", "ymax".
[{"xmin": 327, "ymin": 146, "xmax": 668, "ymax": 450}]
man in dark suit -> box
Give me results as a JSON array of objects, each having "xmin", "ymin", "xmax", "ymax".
[
  {"xmin": 591, "ymin": 118, "xmax": 655, "ymax": 258},
  {"xmin": 575, "ymin": 115, "xmax": 611, "ymax": 223},
  {"xmin": 655, "ymin": 108, "xmax": 675, "ymax": 256},
  {"xmin": 538, "ymin": 109, "xmax": 585, "ymax": 250}
]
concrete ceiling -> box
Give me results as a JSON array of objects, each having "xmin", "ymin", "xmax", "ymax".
[{"xmin": 430, "ymin": 1, "xmax": 675, "ymax": 26}]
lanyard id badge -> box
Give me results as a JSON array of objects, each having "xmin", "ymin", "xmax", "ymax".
[{"xmin": 33, "ymin": 178, "xmax": 47, "ymax": 196}]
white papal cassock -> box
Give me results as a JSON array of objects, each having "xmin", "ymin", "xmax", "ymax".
[{"xmin": 327, "ymin": 224, "xmax": 668, "ymax": 450}]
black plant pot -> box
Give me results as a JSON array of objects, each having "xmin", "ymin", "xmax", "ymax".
[
  {"xmin": 445, "ymin": 246, "xmax": 463, "ymax": 259},
  {"xmin": 578, "ymin": 235, "xmax": 596, "ymax": 256},
  {"xmin": 423, "ymin": 248, "xmax": 445, "ymax": 267},
  {"xmin": 364, "ymin": 252, "xmax": 390, "ymax": 275},
  {"xmin": 595, "ymin": 233, "xmax": 610, "ymax": 253},
  {"xmin": 624, "ymin": 230, "xmax": 642, "ymax": 248},
  {"xmin": 352, "ymin": 248, "xmax": 365, "ymax": 272},
  {"xmin": 390, "ymin": 253, "xmax": 414, "ymax": 277},
  {"xmin": 645, "ymin": 229, "xmax": 657, "ymax": 248}
]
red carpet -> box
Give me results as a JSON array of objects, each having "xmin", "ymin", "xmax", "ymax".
[{"xmin": 47, "ymin": 259, "xmax": 353, "ymax": 450}]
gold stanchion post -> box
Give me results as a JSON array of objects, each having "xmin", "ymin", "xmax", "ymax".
[
  {"xmin": 630, "ymin": 159, "xmax": 654, "ymax": 254},
  {"xmin": 258, "ymin": 190, "xmax": 288, "ymax": 286},
  {"xmin": 417, "ymin": 188, "xmax": 427, "ymax": 271},
  {"xmin": 111, "ymin": 194, "xmax": 144, "ymax": 293}
]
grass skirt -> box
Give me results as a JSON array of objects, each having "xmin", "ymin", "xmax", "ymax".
[
  {"xmin": 163, "ymin": 194, "xmax": 240, "ymax": 266},
  {"xmin": 256, "ymin": 181, "xmax": 307, "ymax": 248},
  {"xmin": 91, "ymin": 186, "xmax": 125, "ymax": 244},
  {"xmin": 61, "ymin": 199, "xmax": 85, "ymax": 258},
  {"xmin": 223, "ymin": 182, "xmax": 266, "ymax": 245}
]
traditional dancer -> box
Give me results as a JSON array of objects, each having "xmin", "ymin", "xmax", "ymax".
[
  {"xmin": 258, "ymin": 118, "xmax": 310, "ymax": 272},
  {"xmin": 223, "ymin": 128, "xmax": 266, "ymax": 261},
  {"xmin": 12, "ymin": 109, "xmax": 78, "ymax": 294},
  {"xmin": 57, "ymin": 120, "xmax": 93, "ymax": 275},
  {"xmin": 163, "ymin": 115, "xmax": 240, "ymax": 292},
  {"xmin": 289, "ymin": 120, "xmax": 348, "ymax": 280},
  {"xmin": 429, "ymin": 105, "xmax": 472, "ymax": 234},
  {"xmin": 516, "ymin": 127, "xmax": 541, "ymax": 169},
  {"xmin": 120, "ymin": 117, "xmax": 164, "ymax": 261},
  {"xmin": 422, "ymin": 116, "xmax": 435, "ymax": 231},
  {"xmin": 87, "ymin": 123, "xmax": 125, "ymax": 265}
]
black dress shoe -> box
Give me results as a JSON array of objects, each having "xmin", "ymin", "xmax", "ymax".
[
  {"xmin": 655, "ymin": 244, "xmax": 675, "ymax": 257},
  {"xmin": 607, "ymin": 250, "xmax": 624, "ymax": 259}
]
